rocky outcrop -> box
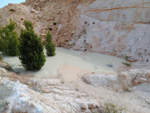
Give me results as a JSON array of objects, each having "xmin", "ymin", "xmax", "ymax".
[
  {"xmin": 119, "ymin": 68, "xmax": 150, "ymax": 91},
  {"xmin": 82, "ymin": 74, "xmax": 119, "ymax": 87},
  {"xmin": 82, "ymin": 67, "xmax": 150, "ymax": 92},
  {"xmin": 0, "ymin": 68, "xmax": 99, "ymax": 113}
]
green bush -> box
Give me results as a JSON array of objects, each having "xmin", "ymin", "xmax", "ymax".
[
  {"xmin": 0, "ymin": 20, "xmax": 19, "ymax": 56},
  {"xmin": 103, "ymin": 103, "xmax": 125, "ymax": 113},
  {"xmin": 122, "ymin": 62, "xmax": 131, "ymax": 67},
  {"xmin": 19, "ymin": 20, "xmax": 46, "ymax": 71},
  {"xmin": 45, "ymin": 31, "xmax": 56, "ymax": 56},
  {"xmin": 9, "ymin": 9, "xmax": 16, "ymax": 12}
]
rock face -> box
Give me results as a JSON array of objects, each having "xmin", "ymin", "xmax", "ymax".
[
  {"xmin": 81, "ymin": 0, "xmax": 150, "ymax": 23},
  {"xmin": 0, "ymin": 0, "xmax": 150, "ymax": 61},
  {"xmin": 72, "ymin": 0, "xmax": 150, "ymax": 61}
]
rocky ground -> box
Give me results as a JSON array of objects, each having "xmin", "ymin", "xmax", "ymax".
[
  {"xmin": 0, "ymin": 59, "xmax": 150, "ymax": 113},
  {"xmin": 0, "ymin": 67, "xmax": 99, "ymax": 113}
]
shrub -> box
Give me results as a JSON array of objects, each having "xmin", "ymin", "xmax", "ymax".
[
  {"xmin": 45, "ymin": 31, "xmax": 56, "ymax": 56},
  {"xmin": 103, "ymin": 103, "xmax": 125, "ymax": 113},
  {"xmin": 122, "ymin": 62, "xmax": 131, "ymax": 67},
  {"xmin": 19, "ymin": 20, "xmax": 46, "ymax": 71},
  {"xmin": 125, "ymin": 56, "xmax": 130, "ymax": 61},
  {"xmin": 53, "ymin": 22, "xmax": 57, "ymax": 25},
  {"xmin": 9, "ymin": 9, "xmax": 16, "ymax": 12},
  {"xmin": 0, "ymin": 20, "xmax": 19, "ymax": 56}
]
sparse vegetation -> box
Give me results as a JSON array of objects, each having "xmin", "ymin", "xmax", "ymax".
[
  {"xmin": 83, "ymin": 29, "xmax": 86, "ymax": 34},
  {"xmin": 61, "ymin": 80, "xmax": 64, "ymax": 84},
  {"xmin": 45, "ymin": 31, "xmax": 56, "ymax": 56},
  {"xmin": 53, "ymin": 22, "xmax": 57, "ymax": 25},
  {"xmin": 147, "ymin": 58, "xmax": 149, "ymax": 62},
  {"xmin": 19, "ymin": 20, "xmax": 46, "ymax": 71},
  {"xmin": 103, "ymin": 103, "xmax": 125, "ymax": 113},
  {"xmin": 122, "ymin": 62, "xmax": 131, "ymax": 67},
  {"xmin": 125, "ymin": 56, "xmax": 130, "ymax": 61},
  {"xmin": 0, "ymin": 19, "xmax": 19, "ymax": 56},
  {"xmin": 9, "ymin": 9, "xmax": 16, "ymax": 12}
]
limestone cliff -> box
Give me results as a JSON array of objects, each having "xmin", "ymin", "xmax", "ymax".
[{"xmin": 73, "ymin": 0, "xmax": 150, "ymax": 62}]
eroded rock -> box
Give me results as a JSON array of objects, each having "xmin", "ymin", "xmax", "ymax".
[
  {"xmin": 82, "ymin": 74, "xmax": 123, "ymax": 92},
  {"xmin": 82, "ymin": 74, "xmax": 119, "ymax": 87},
  {"xmin": 119, "ymin": 68, "xmax": 150, "ymax": 91},
  {"xmin": 0, "ymin": 77, "xmax": 99, "ymax": 113}
]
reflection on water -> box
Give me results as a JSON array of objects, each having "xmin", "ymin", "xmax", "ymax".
[{"xmin": 3, "ymin": 47, "xmax": 125, "ymax": 76}]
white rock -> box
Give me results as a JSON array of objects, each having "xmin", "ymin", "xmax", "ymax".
[
  {"xmin": 0, "ymin": 78, "xmax": 99, "ymax": 113},
  {"xmin": 82, "ymin": 74, "xmax": 119, "ymax": 87}
]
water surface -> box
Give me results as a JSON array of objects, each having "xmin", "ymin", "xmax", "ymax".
[{"xmin": 3, "ymin": 47, "xmax": 125, "ymax": 76}]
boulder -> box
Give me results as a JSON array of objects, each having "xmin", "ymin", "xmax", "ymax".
[{"xmin": 82, "ymin": 74, "xmax": 122, "ymax": 92}]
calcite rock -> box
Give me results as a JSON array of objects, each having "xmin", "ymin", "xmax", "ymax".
[
  {"xmin": 133, "ymin": 83, "xmax": 150, "ymax": 104},
  {"xmin": 0, "ymin": 77, "xmax": 99, "ymax": 113},
  {"xmin": 82, "ymin": 74, "xmax": 122, "ymax": 92}
]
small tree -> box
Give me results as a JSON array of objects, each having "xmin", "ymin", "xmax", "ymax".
[
  {"xmin": 45, "ymin": 31, "xmax": 56, "ymax": 56},
  {"xmin": 19, "ymin": 20, "xmax": 46, "ymax": 71},
  {"xmin": 0, "ymin": 20, "xmax": 19, "ymax": 56}
]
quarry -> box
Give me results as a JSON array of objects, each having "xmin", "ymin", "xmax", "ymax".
[{"xmin": 0, "ymin": 0, "xmax": 150, "ymax": 113}]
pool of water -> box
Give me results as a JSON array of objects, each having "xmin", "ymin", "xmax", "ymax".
[{"xmin": 3, "ymin": 47, "xmax": 125, "ymax": 76}]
